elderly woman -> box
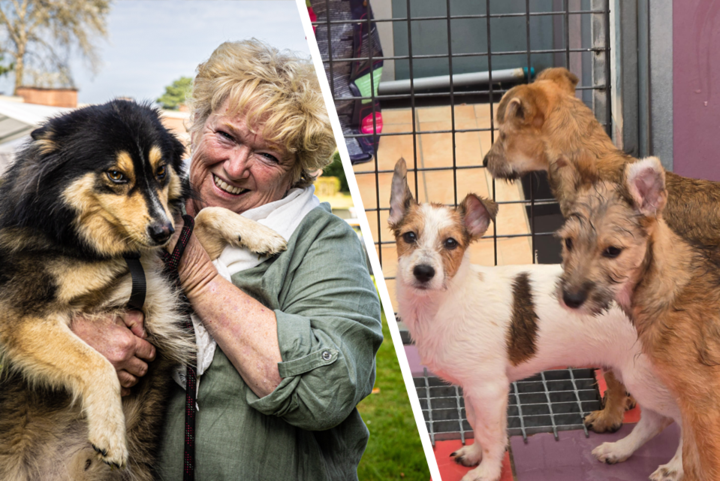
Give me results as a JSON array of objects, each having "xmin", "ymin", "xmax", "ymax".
[{"xmin": 75, "ymin": 39, "xmax": 382, "ymax": 480}]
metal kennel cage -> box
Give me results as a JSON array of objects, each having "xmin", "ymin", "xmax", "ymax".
[
  {"xmin": 311, "ymin": 0, "xmax": 612, "ymax": 443},
  {"xmin": 312, "ymin": 0, "xmax": 611, "ymax": 280}
]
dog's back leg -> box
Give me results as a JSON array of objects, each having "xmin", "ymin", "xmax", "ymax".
[
  {"xmin": 5, "ymin": 315, "xmax": 127, "ymax": 468},
  {"xmin": 591, "ymin": 407, "xmax": 674, "ymax": 464},
  {"xmin": 193, "ymin": 207, "xmax": 287, "ymax": 260},
  {"xmin": 584, "ymin": 370, "xmax": 634, "ymax": 433},
  {"xmin": 650, "ymin": 435, "xmax": 683, "ymax": 481},
  {"xmin": 0, "ymin": 372, "xmax": 120, "ymax": 481}
]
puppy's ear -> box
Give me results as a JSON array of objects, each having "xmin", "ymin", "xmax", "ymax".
[
  {"xmin": 624, "ymin": 156, "xmax": 667, "ymax": 218},
  {"xmin": 498, "ymin": 89, "xmax": 547, "ymax": 129},
  {"xmin": 548, "ymin": 155, "xmax": 593, "ymax": 215},
  {"xmin": 388, "ymin": 158, "xmax": 415, "ymax": 225},
  {"xmin": 536, "ymin": 67, "xmax": 579, "ymax": 95},
  {"xmin": 460, "ymin": 194, "xmax": 497, "ymax": 239}
]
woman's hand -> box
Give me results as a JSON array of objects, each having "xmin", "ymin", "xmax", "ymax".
[
  {"xmin": 71, "ymin": 310, "xmax": 156, "ymax": 396},
  {"xmin": 167, "ymin": 215, "xmax": 220, "ymax": 297}
]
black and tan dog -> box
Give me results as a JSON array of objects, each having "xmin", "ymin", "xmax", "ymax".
[{"xmin": 0, "ymin": 100, "xmax": 286, "ymax": 480}]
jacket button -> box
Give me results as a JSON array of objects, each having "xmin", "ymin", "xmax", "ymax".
[{"xmin": 322, "ymin": 350, "xmax": 332, "ymax": 361}]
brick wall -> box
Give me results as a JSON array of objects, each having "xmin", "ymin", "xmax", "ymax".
[{"xmin": 15, "ymin": 87, "xmax": 78, "ymax": 108}]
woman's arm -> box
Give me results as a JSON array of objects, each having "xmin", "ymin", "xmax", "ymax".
[
  {"xmin": 241, "ymin": 215, "xmax": 383, "ymax": 430},
  {"xmin": 176, "ymin": 229, "xmax": 284, "ymax": 398},
  {"xmin": 178, "ymin": 214, "xmax": 383, "ymax": 431}
]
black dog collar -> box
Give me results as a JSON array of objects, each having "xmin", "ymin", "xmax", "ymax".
[{"xmin": 123, "ymin": 252, "xmax": 146, "ymax": 311}]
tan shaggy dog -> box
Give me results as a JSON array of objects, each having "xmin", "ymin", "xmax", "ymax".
[
  {"xmin": 555, "ymin": 156, "xmax": 720, "ymax": 481},
  {"xmin": 482, "ymin": 67, "xmax": 720, "ymax": 434}
]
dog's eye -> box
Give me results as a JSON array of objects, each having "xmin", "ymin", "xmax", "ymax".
[
  {"xmin": 444, "ymin": 238, "xmax": 458, "ymax": 250},
  {"xmin": 156, "ymin": 164, "xmax": 167, "ymax": 180},
  {"xmin": 402, "ymin": 232, "xmax": 416, "ymax": 244},
  {"xmin": 107, "ymin": 170, "xmax": 127, "ymax": 184},
  {"xmin": 603, "ymin": 246, "xmax": 622, "ymax": 259},
  {"xmin": 564, "ymin": 237, "xmax": 573, "ymax": 251}
]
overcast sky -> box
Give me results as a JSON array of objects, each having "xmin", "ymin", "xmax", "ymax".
[{"xmin": 0, "ymin": 0, "xmax": 309, "ymax": 104}]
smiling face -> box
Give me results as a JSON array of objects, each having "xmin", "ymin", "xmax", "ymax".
[{"xmin": 187, "ymin": 99, "xmax": 296, "ymax": 216}]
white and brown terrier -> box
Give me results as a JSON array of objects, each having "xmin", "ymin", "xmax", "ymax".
[
  {"xmin": 389, "ymin": 158, "xmax": 683, "ymax": 481},
  {"xmin": 556, "ymin": 156, "xmax": 720, "ymax": 481}
]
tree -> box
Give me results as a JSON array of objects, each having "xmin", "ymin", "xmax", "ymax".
[
  {"xmin": 156, "ymin": 76, "xmax": 192, "ymax": 110},
  {"xmin": 322, "ymin": 151, "xmax": 349, "ymax": 193},
  {"xmin": 0, "ymin": 0, "xmax": 111, "ymax": 93},
  {"xmin": 0, "ymin": 53, "xmax": 13, "ymax": 78}
]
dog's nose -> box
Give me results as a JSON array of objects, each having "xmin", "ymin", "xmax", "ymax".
[
  {"xmin": 482, "ymin": 153, "xmax": 489, "ymax": 167},
  {"xmin": 413, "ymin": 264, "xmax": 436, "ymax": 283},
  {"xmin": 563, "ymin": 289, "xmax": 587, "ymax": 309},
  {"xmin": 148, "ymin": 222, "xmax": 175, "ymax": 244}
]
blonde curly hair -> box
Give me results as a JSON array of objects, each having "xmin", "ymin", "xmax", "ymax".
[{"xmin": 188, "ymin": 39, "xmax": 336, "ymax": 188}]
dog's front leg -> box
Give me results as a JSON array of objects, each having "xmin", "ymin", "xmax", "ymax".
[
  {"xmin": 451, "ymin": 383, "xmax": 509, "ymax": 481},
  {"xmin": 193, "ymin": 207, "xmax": 287, "ymax": 260},
  {"xmin": 8, "ymin": 315, "xmax": 127, "ymax": 467}
]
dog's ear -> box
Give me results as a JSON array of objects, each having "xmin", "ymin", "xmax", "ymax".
[
  {"xmin": 30, "ymin": 125, "xmax": 59, "ymax": 156},
  {"xmin": 548, "ymin": 155, "xmax": 591, "ymax": 215},
  {"xmin": 460, "ymin": 194, "xmax": 497, "ymax": 239},
  {"xmin": 388, "ymin": 158, "xmax": 415, "ymax": 225},
  {"xmin": 536, "ymin": 67, "xmax": 579, "ymax": 95},
  {"xmin": 624, "ymin": 156, "xmax": 667, "ymax": 218},
  {"xmin": 498, "ymin": 89, "xmax": 547, "ymax": 129}
]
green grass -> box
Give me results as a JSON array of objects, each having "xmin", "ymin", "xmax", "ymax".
[{"xmin": 358, "ymin": 311, "xmax": 430, "ymax": 481}]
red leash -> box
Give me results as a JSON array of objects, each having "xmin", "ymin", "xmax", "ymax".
[{"xmin": 160, "ymin": 215, "xmax": 197, "ymax": 481}]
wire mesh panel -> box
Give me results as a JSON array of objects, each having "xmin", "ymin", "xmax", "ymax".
[
  {"xmin": 414, "ymin": 368, "xmax": 602, "ymax": 445},
  {"xmin": 311, "ymin": 0, "xmax": 612, "ymax": 306}
]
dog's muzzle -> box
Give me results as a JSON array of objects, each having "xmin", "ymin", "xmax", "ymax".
[
  {"xmin": 562, "ymin": 288, "xmax": 588, "ymax": 309},
  {"xmin": 148, "ymin": 221, "xmax": 175, "ymax": 245},
  {"xmin": 413, "ymin": 264, "xmax": 436, "ymax": 284}
]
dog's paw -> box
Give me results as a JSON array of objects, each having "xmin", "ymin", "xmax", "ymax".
[
  {"xmin": 584, "ymin": 409, "xmax": 623, "ymax": 433},
  {"xmin": 592, "ymin": 442, "xmax": 632, "ymax": 465},
  {"xmin": 451, "ymin": 443, "xmax": 483, "ymax": 467},
  {"xmin": 90, "ymin": 437, "xmax": 128, "ymax": 469},
  {"xmin": 233, "ymin": 223, "xmax": 287, "ymax": 257},
  {"xmin": 460, "ymin": 462, "xmax": 502, "ymax": 481},
  {"xmin": 649, "ymin": 459, "xmax": 683, "ymax": 481},
  {"xmin": 87, "ymin": 412, "xmax": 128, "ymax": 468}
]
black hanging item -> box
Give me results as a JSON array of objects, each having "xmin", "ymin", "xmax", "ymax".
[
  {"xmin": 159, "ymin": 214, "xmax": 197, "ymax": 481},
  {"xmin": 123, "ymin": 252, "xmax": 147, "ymax": 311}
]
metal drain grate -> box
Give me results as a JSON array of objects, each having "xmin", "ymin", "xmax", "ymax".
[{"xmin": 414, "ymin": 368, "xmax": 602, "ymax": 445}]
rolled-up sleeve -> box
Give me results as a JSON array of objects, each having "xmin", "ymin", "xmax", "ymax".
[{"xmin": 246, "ymin": 220, "xmax": 383, "ymax": 431}]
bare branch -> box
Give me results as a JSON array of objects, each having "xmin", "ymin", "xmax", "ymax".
[{"xmin": 0, "ymin": 0, "xmax": 111, "ymax": 91}]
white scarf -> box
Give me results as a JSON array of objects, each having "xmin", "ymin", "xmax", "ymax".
[{"xmin": 173, "ymin": 186, "xmax": 321, "ymax": 391}]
